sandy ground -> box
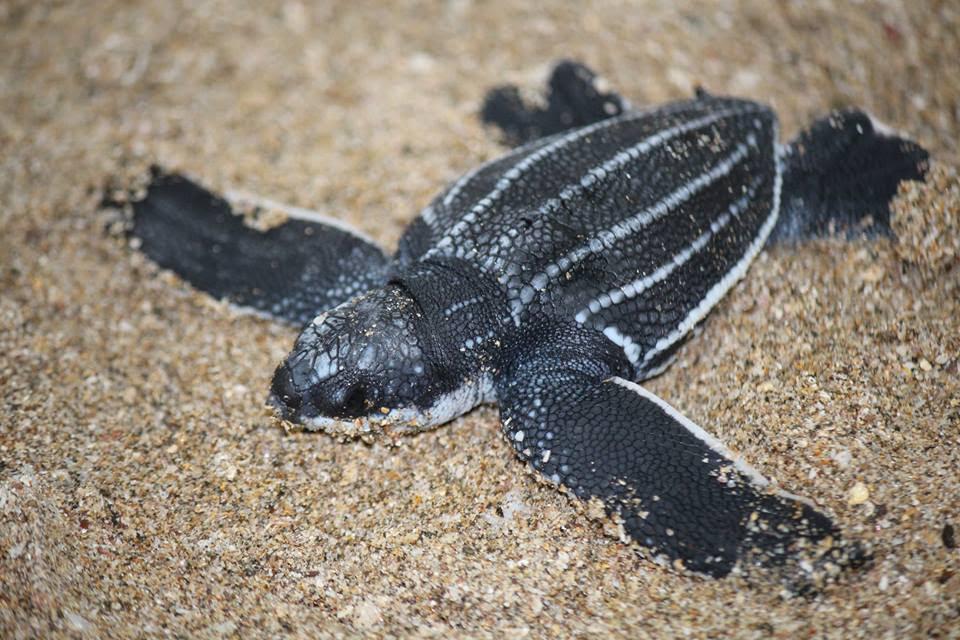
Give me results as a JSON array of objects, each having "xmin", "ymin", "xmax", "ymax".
[{"xmin": 2, "ymin": 0, "xmax": 959, "ymax": 637}]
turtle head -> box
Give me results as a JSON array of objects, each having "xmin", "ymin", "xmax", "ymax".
[{"xmin": 268, "ymin": 286, "xmax": 447, "ymax": 435}]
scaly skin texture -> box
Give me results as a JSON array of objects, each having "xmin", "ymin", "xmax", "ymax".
[
  {"xmin": 494, "ymin": 320, "xmax": 865, "ymax": 587},
  {"xmin": 116, "ymin": 168, "xmax": 390, "ymax": 327},
  {"xmin": 116, "ymin": 60, "xmax": 927, "ymax": 589},
  {"xmin": 414, "ymin": 96, "xmax": 779, "ymax": 359}
]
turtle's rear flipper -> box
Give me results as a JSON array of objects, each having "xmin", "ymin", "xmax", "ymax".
[
  {"xmin": 110, "ymin": 167, "xmax": 389, "ymax": 326},
  {"xmin": 481, "ymin": 59, "xmax": 630, "ymax": 146},
  {"xmin": 771, "ymin": 109, "xmax": 928, "ymax": 243},
  {"xmin": 496, "ymin": 321, "xmax": 867, "ymax": 591}
]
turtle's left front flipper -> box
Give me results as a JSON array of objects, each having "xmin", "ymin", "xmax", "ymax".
[
  {"xmin": 481, "ymin": 60, "xmax": 630, "ymax": 146},
  {"xmin": 495, "ymin": 322, "xmax": 865, "ymax": 590},
  {"xmin": 111, "ymin": 168, "xmax": 390, "ymax": 326}
]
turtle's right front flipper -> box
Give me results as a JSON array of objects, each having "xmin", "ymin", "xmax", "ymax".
[
  {"xmin": 109, "ymin": 168, "xmax": 390, "ymax": 326},
  {"xmin": 495, "ymin": 321, "xmax": 866, "ymax": 591}
]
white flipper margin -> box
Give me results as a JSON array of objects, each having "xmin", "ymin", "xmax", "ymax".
[
  {"xmin": 609, "ymin": 377, "xmax": 820, "ymax": 508},
  {"xmin": 226, "ymin": 189, "xmax": 381, "ymax": 247},
  {"xmin": 608, "ymin": 377, "xmax": 770, "ymax": 488}
]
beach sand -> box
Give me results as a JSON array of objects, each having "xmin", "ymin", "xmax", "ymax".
[{"xmin": 1, "ymin": 1, "xmax": 958, "ymax": 637}]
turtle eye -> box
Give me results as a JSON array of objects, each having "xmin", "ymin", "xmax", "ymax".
[
  {"xmin": 310, "ymin": 379, "xmax": 369, "ymax": 418},
  {"xmin": 340, "ymin": 382, "xmax": 367, "ymax": 417}
]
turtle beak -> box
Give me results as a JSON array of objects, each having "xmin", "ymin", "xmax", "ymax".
[{"xmin": 268, "ymin": 363, "xmax": 303, "ymax": 421}]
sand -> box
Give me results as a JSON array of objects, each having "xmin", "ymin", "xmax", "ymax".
[{"xmin": 1, "ymin": 1, "xmax": 958, "ymax": 637}]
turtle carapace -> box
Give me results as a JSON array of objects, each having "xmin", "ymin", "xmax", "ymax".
[{"xmin": 111, "ymin": 60, "xmax": 928, "ymax": 588}]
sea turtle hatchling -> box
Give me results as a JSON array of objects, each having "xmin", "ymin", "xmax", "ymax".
[{"xmin": 109, "ymin": 61, "xmax": 928, "ymax": 587}]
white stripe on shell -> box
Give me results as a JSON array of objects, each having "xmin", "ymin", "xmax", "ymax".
[
  {"xmin": 425, "ymin": 100, "xmax": 706, "ymax": 260},
  {"xmin": 600, "ymin": 326, "xmax": 643, "ymax": 366},
  {"xmin": 483, "ymin": 106, "xmax": 758, "ymax": 272},
  {"xmin": 421, "ymin": 135, "xmax": 561, "ymax": 229},
  {"xmin": 636, "ymin": 352, "xmax": 678, "ymax": 380},
  {"xmin": 575, "ymin": 180, "xmax": 760, "ymax": 328},
  {"xmin": 640, "ymin": 124, "xmax": 782, "ymax": 367},
  {"xmin": 441, "ymin": 134, "xmax": 562, "ymax": 210},
  {"xmin": 511, "ymin": 138, "xmax": 755, "ymax": 321},
  {"xmin": 609, "ymin": 377, "xmax": 770, "ymax": 488},
  {"xmin": 226, "ymin": 189, "xmax": 381, "ymax": 247},
  {"xmin": 441, "ymin": 163, "xmax": 486, "ymax": 209},
  {"xmin": 428, "ymin": 138, "xmax": 549, "ymax": 226}
]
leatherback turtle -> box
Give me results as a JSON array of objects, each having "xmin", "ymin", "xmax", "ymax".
[{"xmin": 112, "ymin": 61, "xmax": 927, "ymax": 585}]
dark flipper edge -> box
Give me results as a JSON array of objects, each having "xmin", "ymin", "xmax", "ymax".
[
  {"xmin": 771, "ymin": 109, "xmax": 929, "ymax": 243},
  {"xmin": 110, "ymin": 168, "xmax": 390, "ymax": 326},
  {"xmin": 495, "ymin": 321, "xmax": 866, "ymax": 590},
  {"xmin": 481, "ymin": 60, "xmax": 630, "ymax": 146}
]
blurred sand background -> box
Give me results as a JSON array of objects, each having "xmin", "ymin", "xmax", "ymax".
[{"xmin": 1, "ymin": 0, "xmax": 958, "ymax": 637}]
